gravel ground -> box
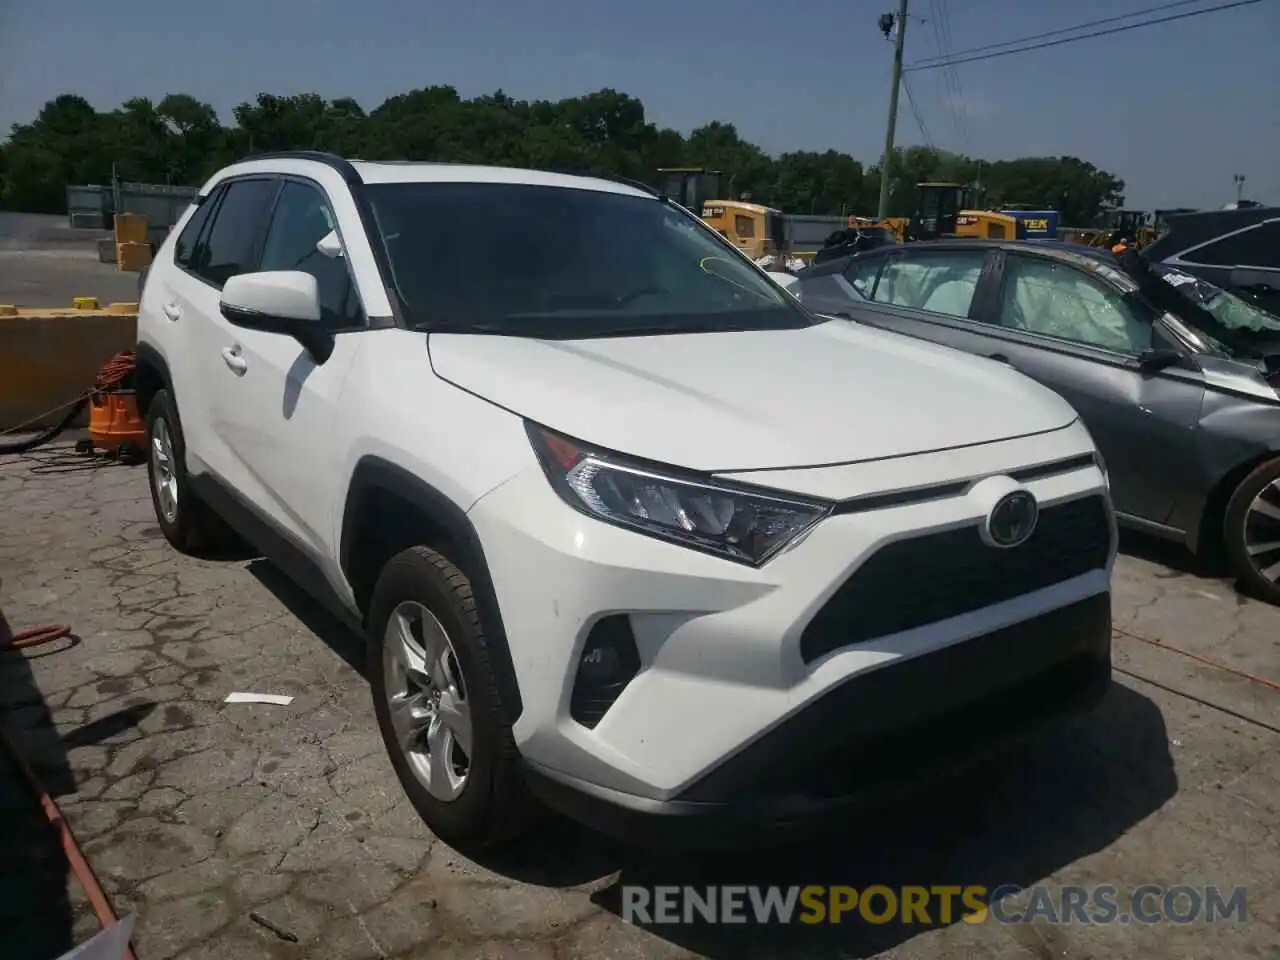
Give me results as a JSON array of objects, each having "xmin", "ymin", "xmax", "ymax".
[{"xmin": 0, "ymin": 441, "xmax": 1277, "ymax": 959}]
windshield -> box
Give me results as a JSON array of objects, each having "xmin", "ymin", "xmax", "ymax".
[
  {"xmin": 364, "ymin": 182, "xmax": 815, "ymax": 337},
  {"xmin": 1149, "ymin": 262, "xmax": 1280, "ymax": 357}
]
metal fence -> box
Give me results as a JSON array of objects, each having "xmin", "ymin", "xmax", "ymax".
[
  {"xmin": 785, "ymin": 214, "xmax": 849, "ymax": 254},
  {"xmin": 65, "ymin": 181, "xmax": 198, "ymax": 246}
]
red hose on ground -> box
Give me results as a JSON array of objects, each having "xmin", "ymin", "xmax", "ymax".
[
  {"xmin": 1, "ymin": 622, "xmax": 138, "ymax": 960},
  {"xmin": 0, "ymin": 350, "xmax": 138, "ymax": 456},
  {"xmin": 1113, "ymin": 624, "xmax": 1280, "ymax": 692}
]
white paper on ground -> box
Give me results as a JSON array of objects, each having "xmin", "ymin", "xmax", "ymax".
[
  {"xmin": 224, "ymin": 692, "xmax": 294, "ymax": 706},
  {"xmin": 57, "ymin": 914, "xmax": 136, "ymax": 960}
]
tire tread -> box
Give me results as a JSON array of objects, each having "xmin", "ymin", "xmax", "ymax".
[{"xmin": 369, "ymin": 545, "xmax": 535, "ymax": 848}]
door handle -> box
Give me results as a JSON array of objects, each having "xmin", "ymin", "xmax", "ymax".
[
  {"xmin": 162, "ymin": 301, "xmax": 182, "ymax": 322},
  {"xmin": 989, "ymin": 353, "xmax": 1010, "ymax": 364},
  {"xmin": 220, "ymin": 345, "xmax": 247, "ymax": 375}
]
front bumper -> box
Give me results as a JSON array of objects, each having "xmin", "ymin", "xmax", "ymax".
[
  {"xmin": 467, "ymin": 419, "xmax": 1114, "ymax": 805},
  {"xmin": 522, "ymin": 592, "xmax": 1111, "ymax": 844}
]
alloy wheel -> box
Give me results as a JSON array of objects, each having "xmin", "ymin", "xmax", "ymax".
[
  {"xmin": 151, "ymin": 417, "xmax": 180, "ymax": 524},
  {"xmin": 1244, "ymin": 478, "xmax": 1280, "ymax": 586},
  {"xmin": 382, "ymin": 600, "xmax": 473, "ymax": 801}
]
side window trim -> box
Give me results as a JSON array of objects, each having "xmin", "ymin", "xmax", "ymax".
[
  {"xmin": 1178, "ymin": 220, "xmax": 1279, "ymax": 269},
  {"xmin": 270, "ymin": 174, "xmax": 370, "ymax": 331},
  {"xmin": 968, "ymin": 249, "xmax": 1005, "ymax": 323},
  {"xmin": 994, "ymin": 253, "xmax": 1152, "ymax": 360}
]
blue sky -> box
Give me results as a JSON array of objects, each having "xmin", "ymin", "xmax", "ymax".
[{"xmin": 1, "ymin": 0, "xmax": 1276, "ymax": 209}]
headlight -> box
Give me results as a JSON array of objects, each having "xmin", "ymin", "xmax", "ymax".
[{"xmin": 527, "ymin": 424, "xmax": 831, "ymax": 566}]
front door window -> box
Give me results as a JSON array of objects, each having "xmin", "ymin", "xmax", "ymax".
[{"xmin": 996, "ymin": 256, "xmax": 1152, "ymax": 354}]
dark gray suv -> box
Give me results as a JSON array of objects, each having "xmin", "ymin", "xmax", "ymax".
[
  {"xmin": 792, "ymin": 239, "xmax": 1280, "ymax": 604},
  {"xmin": 1143, "ymin": 207, "xmax": 1280, "ymax": 317}
]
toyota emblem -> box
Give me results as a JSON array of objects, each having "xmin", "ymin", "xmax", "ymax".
[{"xmin": 985, "ymin": 490, "xmax": 1039, "ymax": 548}]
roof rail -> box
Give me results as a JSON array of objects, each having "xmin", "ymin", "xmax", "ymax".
[
  {"xmin": 238, "ymin": 150, "xmax": 363, "ymax": 185},
  {"xmin": 539, "ymin": 167, "xmax": 660, "ymax": 197}
]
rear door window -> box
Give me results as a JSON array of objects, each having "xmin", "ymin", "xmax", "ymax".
[
  {"xmin": 173, "ymin": 188, "xmax": 222, "ymax": 269},
  {"xmin": 194, "ymin": 178, "xmax": 280, "ymax": 288},
  {"xmin": 869, "ymin": 250, "xmax": 987, "ymax": 319}
]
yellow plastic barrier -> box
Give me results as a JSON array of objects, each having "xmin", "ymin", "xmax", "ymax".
[
  {"xmin": 0, "ymin": 303, "xmax": 139, "ymax": 430},
  {"xmin": 113, "ymin": 212, "xmax": 148, "ymax": 245}
]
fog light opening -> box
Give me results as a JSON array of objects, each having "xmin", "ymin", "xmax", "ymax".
[{"xmin": 570, "ymin": 615, "xmax": 642, "ymax": 729}]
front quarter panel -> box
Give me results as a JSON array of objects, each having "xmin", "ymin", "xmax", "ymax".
[
  {"xmin": 1174, "ymin": 389, "xmax": 1280, "ymax": 546},
  {"xmin": 328, "ymin": 328, "xmax": 536, "ymax": 587}
]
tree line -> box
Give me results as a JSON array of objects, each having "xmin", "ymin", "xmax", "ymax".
[{"xmin": 0, "ymin": 87, "xmax": 1126, "ymax": 226}]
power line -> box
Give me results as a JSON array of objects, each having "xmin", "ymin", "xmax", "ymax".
[
  {"xmin": 935, "ymin": 0, "xmax": 972, "ymax": 153},
  {"xmin": 926, "ymin": 0, "xmax": 969, "ymax": 151},
  {"xmin": 901, "ymin": 74, "xmax": 934, "ymax": 149},
  {"xmin": 904, "ymin": 0, "xmax": 1267, "ymax": 72},
  {"xmin": 908, "ymin": 0, "xmax": 1212, "ymax": 66}
]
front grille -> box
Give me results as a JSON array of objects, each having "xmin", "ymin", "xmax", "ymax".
[{"xmin": 800, "ymin": 494, "xmax": 1111, "ymax": 663}]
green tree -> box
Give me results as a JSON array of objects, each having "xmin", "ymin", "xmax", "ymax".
[
  {"xmin": 2, "ymin": 95, "xmax": 117, "ymax": 211},
  {"xmin": 156, "ymin": 94, "xmax": 228, "ymax": 184},
  {"xmin": 0, "ymin": 86, "xmax": 1126, "ymax": 226},
  {"xmin": 684, "ymin": 121, "xmax": 774, "ymax": 203},
  {"xmin": 772, "ymin": 150, "xmax": 868, "ymax": 215}
]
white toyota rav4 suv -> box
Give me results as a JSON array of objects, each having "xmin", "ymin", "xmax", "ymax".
[{"xmin": 135, "ymin": 152, "xmax": 1116, "ymax": 848}]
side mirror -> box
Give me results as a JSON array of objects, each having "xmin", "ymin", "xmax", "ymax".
[
  {"xmin": 316, "ymin": 229, "xmax": 344, "ymax": 259},
  {"xmin": 766, "ymin": 271, "xmax": 801, "ymax": 298},
  {"xmin": 1137, "ymin": 347, "xmax": 1183, "ymax": 372},
  {"xmin": 220, "ymin": 271, "xmax": 333, "ymax": 363}
]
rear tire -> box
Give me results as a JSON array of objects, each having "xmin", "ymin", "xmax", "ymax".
[
  {"xmin": 368, "ymin": 545, "xmax": 536, "ymax": 849},
  {"xmin": 1223, "ymin": 457, "xmax": 1280, "ymax": 606},
  {"xmin": 145, "ymin": 389, "xmax": 232, "ymax": 554}
]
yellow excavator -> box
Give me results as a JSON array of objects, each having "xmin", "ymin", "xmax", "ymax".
[
  {"xmin": 656, "ymin": 171, "xmax": 1024, "ymax": 261},
  {"xmin": 655, "ymin": 168, "xmax": 793, "ymax": 260},
  {"xmin": 1062, "ymin": 210, "xmax": 1162, "ymax": 251},
  {"xmin": 1092, "ymin": 209, "xmax": 1157, "ymax": 249},
  {"xmin": 893, "ymin": 182, "xmax": 1022, "ymax": 242}
]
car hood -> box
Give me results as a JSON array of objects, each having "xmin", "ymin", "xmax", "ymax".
[{"xmin": 428, "ymin": 320, "xmax": 1079, "ymax": 472}]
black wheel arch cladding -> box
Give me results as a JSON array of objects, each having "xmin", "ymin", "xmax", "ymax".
[
  {"xmin": 341, "ymin": 455, "xmax": 524, "ymax": 721},
  {"xmin": 133, "ymin": 342, "xmax": 172, "ymax": 417}
]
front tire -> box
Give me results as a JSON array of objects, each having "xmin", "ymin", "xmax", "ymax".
[
  {"xmin": 1223, "ymin": 457, "xmax": 1280, "ymax": 606},
  {"xmin": 368, "ymin": 546, "xmax": 535, "ymax": 849}
]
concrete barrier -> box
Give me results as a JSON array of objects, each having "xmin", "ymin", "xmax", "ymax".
[{"xmin": 0, "ymin": 304, "xmax": 139, "ymax": 431}]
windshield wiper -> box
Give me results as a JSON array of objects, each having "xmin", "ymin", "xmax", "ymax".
[
  {"xmin": 414, "ymin": 321, "xmax": 528, "ymax": 335},
  {"xmin": 613, "ymin": 286, "xmax": 667, "ymax": 307}
]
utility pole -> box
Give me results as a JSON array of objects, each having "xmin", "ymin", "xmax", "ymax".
[
  {"xmin": 877, "ymin": 0, "xmax": 910, "ymax": 221},
  {"xmin": 1233, "ymin": 173, "xmax": 1246, "ymax": 205}
]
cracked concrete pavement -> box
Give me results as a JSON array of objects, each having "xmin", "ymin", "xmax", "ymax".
[{"xmin": 0, "ymin": 440, "xmax": 1277, "ymax": 959}]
